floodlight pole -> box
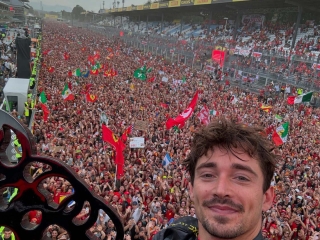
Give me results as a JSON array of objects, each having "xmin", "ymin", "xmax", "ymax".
[{"xmin": 160, "ymin": 13, "xmax": 164, "ymax": 33}]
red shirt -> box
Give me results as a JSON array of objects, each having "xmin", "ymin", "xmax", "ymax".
[
  {"xmin": 28, "ymin": 210, "xmax": 42, "ymax": 224},
  {"xmin": 165, "ymin": 209, "xmax": 174, "ymax": 221}
]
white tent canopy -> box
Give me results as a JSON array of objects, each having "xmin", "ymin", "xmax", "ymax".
[{"xmin": 3, "ymin": 78, "xmax": 30, "ymax": 115}]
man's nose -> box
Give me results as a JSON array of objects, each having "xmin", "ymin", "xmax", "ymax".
[{"xmin": 213, "ymin": 174, "xmax": 232, "ymax": 198}]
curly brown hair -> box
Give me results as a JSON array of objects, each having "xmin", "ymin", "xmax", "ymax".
[{"xmin": 183, "ymin": 118, "xmax": 277, "ymax": 193}]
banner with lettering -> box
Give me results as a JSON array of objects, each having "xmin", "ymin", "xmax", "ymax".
[
  {"xmin": 194, "ymin": 0, "xmax": 211, "ymax": 5},
  {"xmin": 180, "ymin": 0, "xmax": 194, "ymax": 6},
  {"xmin": 312, "ymin": 63, "xmax": 320, "ymax": 71},
  {"xmin": 205, "ymin": 65, "xmax": 215, "ymax": 72},
  {"xmin": 150, "ymin": 3, "xmax": 159, "ymax": 9},
  {"xmin": 253, "ymin": 52, "xmax": 262, "ymax": 60},
  {"xmin": 169, "ymin": 0, "xmax": 181, "ymax": 7}
]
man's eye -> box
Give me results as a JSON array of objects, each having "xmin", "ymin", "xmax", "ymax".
[
  {"xmin": 201, "ymin": 174, "xmax": 213, "ymax": 178},
  {"xmin": 235, "ymin": 176, "xmax": 250, "ymax": 181}
]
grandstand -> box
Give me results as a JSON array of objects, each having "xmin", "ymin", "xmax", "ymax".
[{"xmin": 88, "ymin": 0, "xmax": 320, "ymax": 97}]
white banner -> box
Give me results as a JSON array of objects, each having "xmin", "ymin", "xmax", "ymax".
[
  {"xmin": 253, "ymin": 52, "xmax": 262, "ymax": 59},
  {"xmin": 239, "ymin": 49, "xmax": 251, "ymax": 57},
  {"xmin": 233, "ymin": 46, "xmax": 251, "ymax": 57},
  {"xmin": 173, "ymin": 80, "xmax": 183, "ymax": 85},
  {"xmin": 129, "ymin": 137, "xmax": 145, "ymax": 148},
  {"xmin": 312, "ymin": 63, "xmax": 320, "ymax": 71},
  {"xmin": 162, "ymin": 76, "xmax": 168, "ymax": 82},
  {"xmin": 205, "ymin": 65, "xmax": 215, "ymax": 72}
]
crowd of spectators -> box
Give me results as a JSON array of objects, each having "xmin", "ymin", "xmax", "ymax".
[
  {"xmin": 110, "ymin": 18, "xmax": 320, "ymax": 93},
  {"xmin": 0, "ymin": 31, "xmax": 17, "ymax": 103},
  {"xmin": 3, "ymin": 17, "xmax": 320, "ymax": 239}
]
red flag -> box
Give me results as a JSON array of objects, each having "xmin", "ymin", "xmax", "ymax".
[
  {"xmin": 68, "ymin": 82, "xmax": 72, "ymax": 91},
  {"xmin": 90, "ymin": 69, "xmax": 99, "ymax": 75},
  {"xmin": 197, "ymin": 105, "xmax": 210, "ymax": 125},
  {"xmin": 147, "ymin": 76, "xmax": 156, "ymax": 82},
  {"xmin": 121, "ymin": 125, "xmax": 133, "ymax": 142},
  {"xmin": 212, "ymin": 50, "xmax": 225, "ymax": 67},
  {"xmin": 102, "ymin": 125, "xmax": 126, "ymax": 178},
  {"xmin": 88, "ymin": 56, "xmax": 95, "ymax": 65},
  {"xmin": 166, "ymin": 91, "xmax": 198, "ymax": 129},
  {"xmin": 86, "ymin": 93, "xmax": 97, "ymax": 102},
  {"xmin": 93, "ymin": 51, "xmax": 100, "ymax": 60},
  {"xmin": 106, "ymin": 53, "xmax": 114, "ymax": 59},
  {"xmin": 119, "ymin": 31, "xmax": 124, "ymax": 37},
  {"xmin": 67, "ymin": 70, "xmax": 72, "ymax": 77},
  {"xmin": 40, "ymin": 103, "xmax": 50, "ymax": 122},
  {"xmin": 272, "ymin": 131, "xmax": 283, "ymax": 146},
  {"xmin": 63, "ymin": 52, "xmax": 70, "ymax": 60},
  {"xmin": 104, "ymin": 69, "xmax": 111, "ymax": 77},
  {"xmin": 160, "ymin": 103, "xmax": 168, "ymax": 108},
  {"xmin": 102, "ymin": 125, "xmax": 126, "ymax": 152},
  {"xmin": 287, "ymin": 96, "xmax": 296, "ymax": 105},
  {"xmin": 115, "ymin": 150, "xmax": 124, "ymax": 179},
  {"xmin": 48, "ymin": 66, "xmax": 55, "ymax": 73},
  {"xmin": 42, "ymin": 49, "xmax": 51, "ymax": 56},
  {"xmin": 84, "ymin": 84, "xmax": 93, "ymax": 93}
]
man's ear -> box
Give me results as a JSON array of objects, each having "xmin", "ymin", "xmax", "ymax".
[
  {"xmin": 188, "ymin": 181, "xmax": 194, "ymax": 202},
  {"xmin": 262, "ymin": 186, "xmax": 275, "ymax": 212}
]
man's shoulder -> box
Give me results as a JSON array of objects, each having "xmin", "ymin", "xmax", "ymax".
[{"xmin": 153, "ymin": 216, "xmax": 198, "ymax": 240}]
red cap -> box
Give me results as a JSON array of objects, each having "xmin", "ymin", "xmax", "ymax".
[{"xmin": 270, "ymin": 224, "xmax": 277, "ymax": 229}]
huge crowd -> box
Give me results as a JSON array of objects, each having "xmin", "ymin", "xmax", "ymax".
[
  {"xmin": 2, "ymin": 18, "xmax": 320, "ymax": 240},
  {"xmin": 117, "ymin": 18, "xmax": 320, "ymax": 92}
]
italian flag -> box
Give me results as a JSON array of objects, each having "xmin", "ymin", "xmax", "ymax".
[
  {"xmin": 272, "ymin": 122, "xmax": 289, "ymax": 146},
  {"xmin": 210, "ymin": 110, "xmax": 219, "ymax": 116},
  {"xmin": 287, "ymin": 92, "xmax": 313, "ymax": 105},
  {"xmin": 61, "ymin": 84, "xmax": 75, "ymax": 101},
  {"xmin": 39, "ymin": 91, "xmax": 47, "ymax": 104},
  {"xmin": 73, "ymin": 68, "xmax": 81, "ymax": 77}
]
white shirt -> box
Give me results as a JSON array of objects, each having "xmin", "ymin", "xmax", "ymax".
[{"xmin": 131, "ymin": 207, "xmax": 141, "ymax": 223}]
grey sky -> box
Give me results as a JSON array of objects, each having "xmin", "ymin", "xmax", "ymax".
[{"xmin": 30, "ymin": 0, "xmax": 147, "ymax": 12}]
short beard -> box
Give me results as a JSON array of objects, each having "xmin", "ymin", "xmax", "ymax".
[
  {"xmin": 201, "ymin": 216, "xmax": 244, "ymax": 239},
  {"xmin": 200, "ymin": 197, "xmax": 245, "ymax": 238}
]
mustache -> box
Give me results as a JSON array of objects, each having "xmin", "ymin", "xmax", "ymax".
[{"xmin": 203, "ymin": 198, "xmax": 245, "ymax": 213}]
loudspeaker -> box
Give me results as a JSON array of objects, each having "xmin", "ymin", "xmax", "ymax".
[{"xmin": 16, "ymin": 37, "xmax": 31, "ymax": 79}]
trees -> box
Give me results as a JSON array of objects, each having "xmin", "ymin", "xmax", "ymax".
[
  {"xmin": 72, "ymin": 5, "xmax": 85, "ymax": 20},
  {"xmin": 61, "ymin": 10, "xmax": 72, "ymax": 20}
]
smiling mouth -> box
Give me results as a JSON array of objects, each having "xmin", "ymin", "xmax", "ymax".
[{"xmin": 209, "ymin": 205, "xmax": 239, "ymax": 215}]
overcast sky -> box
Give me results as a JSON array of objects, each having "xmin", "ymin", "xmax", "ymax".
[{"xmin": 30, "ymin": 0, "xmax": 147, "ymax": 12}]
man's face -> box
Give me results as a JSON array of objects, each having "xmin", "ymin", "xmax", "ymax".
[
  {"xmin": 189, "ymin": 147, "xmax": 274, "ymax": 239},
  {"xmin": 4, "ymin": 231, "xmax": 11, "ymax": 239}
]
